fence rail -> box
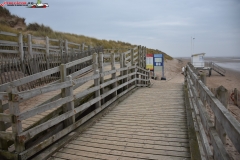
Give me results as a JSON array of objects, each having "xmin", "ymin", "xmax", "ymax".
[
  {"xmin": 185, "ymin": 63, "xmax": 240, "ymax": 160},
  {"xmin": 0, "ymin": 32, "xmax": 148, "ymax": 159}
]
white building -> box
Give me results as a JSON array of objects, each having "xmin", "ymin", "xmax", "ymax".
[{"xmin": 191, "ymin": 53, "xmax": 205, "ymax": 68}]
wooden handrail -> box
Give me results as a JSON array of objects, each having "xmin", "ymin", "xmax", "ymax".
[{"xmin": 185, "ymin": 64, "xmax": 240, "ymax": 159}]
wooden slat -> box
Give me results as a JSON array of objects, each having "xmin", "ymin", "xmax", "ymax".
[
  {"xmin": 70, "ymin": 65, "xmax": 92, "ymax": 79},
  {"xmin": 0, "ymin": 92, "xmax": 8, "ymax": 100},
  {"xmin": 49, "ymin": 38, "xmax": 59, "ymax": 42},
  {"xmin": 32, "ymin": 36, "xmax": 45, "ymax": 40},
  {"xmin": 73, "ymin": 74, "xmax": 99, "ymax": 86},
  {"xmin": 0, "ymin": 40, "xmax": 18, "ymax": 45},
  {"xmin": 19, "ymin": 110, "xmax": 75, "ymax": 141},
  {"xmin": 123, "ymin": 50, "xmax": 131, "ymax": 55},
  {"xmin": 67, "ymin": 41, "xmax": 80, "ymax": 46},
  {"xmin": 0, "ymin": 113, "xmax": 12, "ymax": 122},
  {"xmin": 66, "ymin": 55, "xmax": 92, "ymax": 68},
  {"xmin": 17, "ymin": 81, "xmax": 72, "ymax": 101},
  {"xmin": 18, "ymin": 95, "xmax": 73, "ymax": 121},
  {"xmin": 32, "ymin": 44, "xmax": 45, "ymax": 48},
  {"xmin": 0, "ymin": 131, "xmax": 14, "ymax": 141},
  {"xmin": 74, "ymin": 78, "xmax": 135, "ymax": 114},
  {"xmin": 0, "ymin": 31, "xmax": 17, "ymax": 36},
  {"xmin": 0, "ymin": 49, "xmax": 19, "ymax": 54},
  {"xmin": 0, "ymin": 66, "xmax": 60, "ymax": 91}
]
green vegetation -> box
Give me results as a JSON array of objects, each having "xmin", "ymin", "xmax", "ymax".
[{"xmin": 0, "ymin": 6, "xmax": 172, "ymax": 60}]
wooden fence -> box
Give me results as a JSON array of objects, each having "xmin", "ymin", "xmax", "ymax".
[
  {"xmin": 185, "ymin": 63, "xmax": 240, "ymax": 160},
  {"xmin": 0, "ymin": 31, "xmax": 105, "ymax": 90},
  {"xmin": 0, "ymin": 42, "xmax": 149, "ymax": 159}
]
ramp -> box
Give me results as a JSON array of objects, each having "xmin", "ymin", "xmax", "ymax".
[
  {"xmin": 210, "ymin": 62, "xmax": 226, "ymax": 76},
  {"xmin": 49, "ymin": 81, "xmax": 191, "ymax": 160}
]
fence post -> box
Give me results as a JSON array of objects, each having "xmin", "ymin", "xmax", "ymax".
[
  {"xmin": 234, "ymin": 88, "xmax": 238, "ymax": 106},
  {"xmin": 19, "ymin": 33, "xmax": 25, "ymax": 74},
  {"xmin": 200, "ymin": 72, "xmax": 206, "ymax": 85},
  {"xmin": 66, "ymin": 76, "xmax": 75, "ymax": 123},
  {"xmin": 131, "ymin": 49, "xmax": 134, "ymax": 66},
  {"xmin": 93, "ymin": 53, "xmax": 101, "ymax": 108},
  {"xmin": 143, "ymin": 47, "xmax": 146, "ymax": 69},
  {"xmin": 138, "ymin": 45, "xmax": 141, "ymax": 66},
  {"xmin": 19, "ymin": 33, "xmax": 24, "ymax": 61},
  {"xmin": 111, "ymin": 52, "xmax": 117, "ymax": 97},
  {"xmin": 129, "ymin": 49, "xmax": 134, "ymax": 87},
  {"xmin": 99, "ymin": 52, "xmax": 104, "ymax": 104},
  {"xmin": 45, "ymin": 36, "xmax": 50, "ymax": 69},
  {"xmin": 59, "ymin": 40, "xmax": 64, "ymax": 63},
  {"xmin": 215, "ymin": 85, "xmax": 228, "ymax": 145},
  {"xmin": 60, "ymin": 64, "xmax": 74, "ymax": 127},
  {"xmin": 120, "ymin": 53, "xmax": 124, "ymax": 76},
  {"xmin": 123, "ymin": 53, "xmax": 128, "ymax": 90},
  {"xmin": 27, "ymin": 34, "xmax": 32, "ymax": 58},
  {"xmin": 7, "ymin": 85, "xmax": 25, "ymax": 152}
]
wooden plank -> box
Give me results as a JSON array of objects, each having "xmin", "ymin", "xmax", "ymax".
[
  {"xmin": 18, "ymin": 110, "xmax": 75, "ymax": 141},
  {"xmin": 73, "ymin": 74, "xmax": 99, "ymax": 86},
  {"xmin": 69, "ymin": 142, "xmax": 190, "ymax": 158},
  {"xmin": 0, "ymin": 31, "xmax": 17, "ymax": 36},
  {"xmin": 32, "ymin": 44, "xmax": 45, "ymax": 48},
  {"xmin": 0, "ymin": 113, "xmax": 12, "ymax": 122},
  {"xmin": 49, "ymin": 45, "xmax": 60, "ymax": 49},
  {"xmin": 123, "ymin": 50, "xmax": 131, "ymax": 55},
  {"xmin": 0, "ymin": 49, "xmax": 19, "ymax": 54},
  {"xmin": 136, "ymin": 66, "xmax": 150, "ymax": 72},
  {"xmin": 0, "ymin": 149, "xmax": 18, "ymax": 160},
  {"xmin": 84, "ymin": 77, "xmax": 134, "ymax": 108},
  {"xmin": 17, "ymin": 81, "xmax": 72, "ymax": 101},
  {"xmin": 0, "ymin": 131, "xmax": 14, "ymax": 141},
  {"xmin": 19, "ymin": 95, "xmax": 73, "ymax": 121},
  {"xmin": 0, "ymin": 66, "xmax": 60, "ymax": 91},
  {"xmin": 67, "ymin": 41, "xmax": 80, "ymax": 46},
  {"xmin": 32, "ymin": 36, "xmax": 45, "ymax": 40},
  {"xmin": 209, "ymin": 129, "xmax": 231, "ymax": 160},
  {"xmin": 70, "ymin": 65, "xmax": 92, "ymax": 79},
  {"xmin": 66, "ymin": 55, "xmax": 92, "ymax": 68},
  {"xmin": 49, "ymin": 38, "xmax": 59, "ymax": 42},
  {"xmin": 0, "ymin": 92, "xmax": 8, "ymax": 101},
  {"xmin": 0, "ymin": 40, "xmax": 18, "ymax": 45}
]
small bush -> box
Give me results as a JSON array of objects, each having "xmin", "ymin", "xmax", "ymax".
[
  {"xmin": 27, "ymin": 23, "xmax": 53, "ymax": 34},
  {"xmin": 0, "ymin": 6, "xmax": 11, "ymax": 17}
]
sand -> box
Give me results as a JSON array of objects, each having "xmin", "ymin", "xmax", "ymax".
[{"xmin": 154, "ymin": 58, "xmax": 240, "ymax": 160}]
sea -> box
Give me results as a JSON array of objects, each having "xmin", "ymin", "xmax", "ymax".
[{"xmin": 177, "ymin": 57, "xmax": 240, "ymax": 73}]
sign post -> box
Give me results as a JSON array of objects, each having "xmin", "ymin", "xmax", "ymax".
[
  {"xmin": 146, "ymin": 53, "xmax": 166, "ymax": 80},
  {"xmin": 153, "ymin": 54, "xmax": 166, "ymax": 80}
]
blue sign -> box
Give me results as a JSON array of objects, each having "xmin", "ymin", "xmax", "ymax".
[{"xmin": 153, "ymin": 54, "xmax": 163, "ymax": 66}]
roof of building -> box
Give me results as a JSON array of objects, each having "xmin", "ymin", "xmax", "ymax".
[{"xmin": 191, "ymin": 53, "xmax": 206, "ymax": 57}]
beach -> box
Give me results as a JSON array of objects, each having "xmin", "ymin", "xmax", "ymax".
[{"xmin": 155, "ymin": 57, "xmax": 240, "ymax": 160}]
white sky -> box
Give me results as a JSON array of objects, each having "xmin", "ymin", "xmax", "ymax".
[{"xmin": 3, "ymin": 0, "xmax": 240, "ymax": 57}]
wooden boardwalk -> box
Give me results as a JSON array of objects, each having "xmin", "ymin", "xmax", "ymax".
[{"xmin": 49, "ymin": 81, "xmax": 190, "ymax": 160}]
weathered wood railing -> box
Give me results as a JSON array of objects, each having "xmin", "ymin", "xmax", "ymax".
[
  {"xmin": 185, "ymin": 63, "xmax": 240, "ymax": 160},
  {"xmin": 0, "ymin": 31, "xmax": 102, "ymax": 86},
  {"xmin": 0, "ymin": 44, "xmax": 149, "ymax": 159}
]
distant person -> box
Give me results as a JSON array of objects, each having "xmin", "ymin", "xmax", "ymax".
[{"xmin": 182, "ymin": 66, "xmax": 185, "ymax": 74}]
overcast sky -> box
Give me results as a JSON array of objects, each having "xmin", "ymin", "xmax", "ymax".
[{"xmin": 3, "ymin": 0, "xmax": 240, "ymax": 57}]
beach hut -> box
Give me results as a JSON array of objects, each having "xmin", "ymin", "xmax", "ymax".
[{"xmin": 191, "ymin": 53, "xmax": 205, "ymax": 68}]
